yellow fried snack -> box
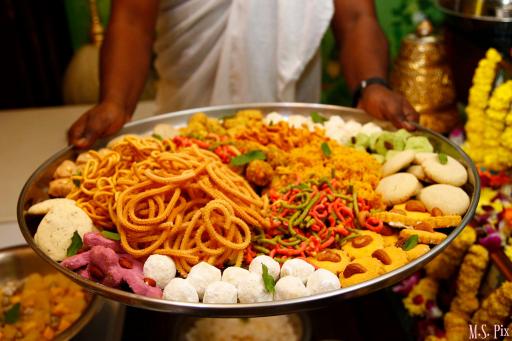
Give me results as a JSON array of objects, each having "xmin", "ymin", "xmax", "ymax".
[
  {"xmin": 426, "ymin": 226, "xmax": 476, "ymax": 280},
  {"xmin": 339, "ymin": 257, "xmax": 385, "ymax": 287},
  {"xmin": 405, "ymin": 244, "xmax": 430, "ymax": 261},
  {"xmin": 403, "ymin": 277, "xmax": 438, "ymax": 316},
  {"xmin": 342, "ymin": 230, "xmax": 384, "ymax": 260},
  {"xmin": 450, "ymin": 245, "xmax": 489, "ymax": 319},
  {"xmin": 382, "ymin": 233, "xmax": 399, "ymax": 247},
  {"xmin": 308, "ymin": 249, "xmax": 350, "ymax": 275},
  {"xmin": 444, "ymin": 312, "xmax": 469, "ymax": 341},
  {"xmin": 472, "ymin": 281, "xmax": 512, "ymax": 327},
  {"xmin": 370, "ymin": 246, "xmax": 407, "ymax": 272},
  {"xmin": 372, "ymin": 209, "xmax": 461, "ymax": 229},
  {"xmin": 399, "ymin": 229, "xmax": 447, "ymax": 245}
]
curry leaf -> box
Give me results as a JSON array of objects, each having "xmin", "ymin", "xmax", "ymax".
[
  {"xmin": 152, "ymin": 133, "xmax": 163, "ymax": 141},
  {"xmin": 101, "ymin": 230, "xmax": 120, "ymax": 241},
  {"xmin": 67, "ymin": 231, "xmax": 83, "ymax": 257},
  {"xmin": 321, "ymin": 142, "xmax": 332, "ymax": 157},
  {"xmin": 4, "ymin": 303, "xmax": 21, "ymax": 324},
  {"xmin": 261, "ymin": 264, "xmax": 275, "ymax": 294},
  {"xmin": 438, "ymin": 153, "xmax": 448, "ymax": 165},
  {"xmin": 402, "ymin": 235, "xmax": 419, "ymax": 251},
  {"xmin": 230, "ymin": 150, "xmax": 266, "ymax": 166},
  {"xmin": 310, "ymin": 112, "xmax": 328, "ymax": 124}
]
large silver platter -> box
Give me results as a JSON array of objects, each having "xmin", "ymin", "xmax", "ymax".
[{"xmin": 17, "ymin": 103, "xmax": 479, "ymax": 316}]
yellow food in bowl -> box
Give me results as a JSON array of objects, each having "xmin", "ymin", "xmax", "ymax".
[{"xmin": 0, "ymin": 273, "xmax": 87, "ymax": 341}]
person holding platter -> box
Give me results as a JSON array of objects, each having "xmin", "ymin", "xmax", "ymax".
[{"xmin": 68, "ymin": 0, "xmax": 418, "ymax": 149}]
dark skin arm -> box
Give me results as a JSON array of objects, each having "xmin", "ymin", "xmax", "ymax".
[
  {"xmin": 332, "ymin": 0, "xmax": 418, "ymax": 130},
  {"xmin": 68, "ymin": 0, "xmax": 159, "ymax": 148}
]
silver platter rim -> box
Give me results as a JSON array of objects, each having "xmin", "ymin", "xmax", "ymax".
[{"xmin": 17, "ymin": 102, "xmax": 479, "ymax": 316}]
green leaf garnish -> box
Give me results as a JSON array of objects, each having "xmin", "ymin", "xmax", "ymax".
[
  {"xmin": 73, "ymin": 179, "xmax": 81, "ymax": 187},
  {"xmin": 152, "ymin": 133, "xmax": 163, "ymax": 141},
  {"xmin": 438, "ymin": 153, "xmax": 448, "ymax": 165},
  {"xmin": 402, "ymin": 235, "xmax": 419, "ymax": 251},
  {"xmin": 310, "ymin": 112, "xmax": 328, "ymax": 124},
  {"xmin": 101, "ymin": 230, "xmax": 121, "ymax": 241},
  {"xmin": 67, "ymin": 231, "xmax": 83, "ymax": 257},
  {"xmin": 261, "ymin": 264, "xmax": 275, "ymax": 294},
  {"xmin": 230, "ymin": 150, "xmax": 266, "ymax": 166},
  {"xmin": 321, "ymin": 142, "xmax": 332, "ymax": 157},
  {"xmin": 4, "ymin": 303, "xmax": 21, "ymax": 324}
]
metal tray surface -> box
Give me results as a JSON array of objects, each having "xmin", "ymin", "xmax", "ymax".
[{"xmin": 17, "ymin": 103, "xmax": 480, "ymax": 316}]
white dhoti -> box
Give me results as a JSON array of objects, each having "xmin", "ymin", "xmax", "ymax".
[{"xmin": 154, "ymin": 0, "xmax": 334, "ymax": 113}]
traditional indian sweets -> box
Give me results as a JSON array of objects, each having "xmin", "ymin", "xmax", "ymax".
[
  {"xmin": 26, "ymin": 110, "xmax": 472, "ymax": 304},
  {"xmin": 0, "ymin": 273, "xmax": 88, "ymax": 341}
]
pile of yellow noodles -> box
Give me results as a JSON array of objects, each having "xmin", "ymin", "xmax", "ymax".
[{"xmin": 68, "ymin": 136, "xmax": 268, "ymax": 275}]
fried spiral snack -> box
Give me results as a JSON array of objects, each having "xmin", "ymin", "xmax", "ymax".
[{"xmin": 68, "ymin": 136, "xmax": 269, "ymax": 275}]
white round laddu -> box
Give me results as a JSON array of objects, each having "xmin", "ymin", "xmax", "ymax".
[
  {"xmin": 163, "ymin": 278, "xmax": 199, "ymax": 303},
  {"xmin": 143, "ymin": 255, "xmax": 176, "ymax": 289},
  {"xmin": 306, "ymin": 269, "xmax": 341, "ymax": 295},
  {"xmin": 222, "ymin": 266, "xmax": 252, "ymax": 289},
  {"xmin": 237, "ymin": 273, "xmax": 273, "ymax": 304},
  {"xmin": 274, "ymin": 276, "xmax": 309, "ymax": 301},
  {"xmin": 280, "ymin": 259, "xmax": 315, "ymax": 284},
  {"xmin": 186, "ymin": 262, "xmax": 221, "ymax": 299},
  {"xmin": 203, "ymin": 281, "xmax": 238, "ymax": 304},
  {"xmin": 249, "ymin": 255, "xmax": 280, "ymax": 281}
]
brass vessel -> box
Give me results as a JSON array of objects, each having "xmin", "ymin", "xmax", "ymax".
[{"xmin": 390, "ymin": 20, "xmax": 458, "ymax": 133}]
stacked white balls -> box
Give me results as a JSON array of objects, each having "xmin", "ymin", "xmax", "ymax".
[{"xmin": 143, "ymin": 254, "xmax": 341, "ymax": 304}]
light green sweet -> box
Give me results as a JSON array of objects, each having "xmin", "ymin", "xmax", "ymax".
[
  {"xmin": 385, "ymin": 150, "xmax": 401, "ymax": 161},
  {"xmin": 354, "ymin": 133, "xmax": 370, "ymax": 148},
  {"xmin": 369, "ymin": 132, "xmax": 381, "ymax": 151},
  {"xmin": 404, "ymin": 136, "xmax": 434, "ymax": 153},
  {"xmin": 371, "ymin": 154, "xmax": 385, "ymax": 164},
  {"xmin": 374, "ymin": 132, "xmax": 405, "ymax": 155}
]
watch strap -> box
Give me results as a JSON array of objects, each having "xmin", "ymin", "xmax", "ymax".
[{"xmin": 352, "ymin": 77, "xmax": 390, "ymax": 107}]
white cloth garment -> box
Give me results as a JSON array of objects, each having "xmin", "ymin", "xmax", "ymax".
[{"xmin": 154, "ymin": 0, "xmax": 334, "ymax": 113}]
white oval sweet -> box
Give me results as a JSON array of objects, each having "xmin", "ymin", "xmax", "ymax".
[
  {"xmin": 418, "ymin": 184, "xmax": 470, "ymax": 215},
  {"xmin": 407, "ymin": 165, "xmax": 426, "ymax": 181},
  {"xmin": 263, "ymin": 112, "xmax": 285, "ymax": 125},
  {"xmin": 153, "ymin": 123, "xmax": 179, "ymax": 139},
  {"xmin": 163, "ymin": 278, "xmax": 199, "ymax": 303},
  {"xmin": 249, "ymin": 255, "xmax": 280, "ymax": 281},
  {"xmin": 222, "ymin": 266, "xmax": 252, "ymax": 289},
  {"xmin": 274, "ymin": 276, "xmax": 309, "ymax": 301},
  {"xmin": 30, "ymin": 199, "xmax": 95, "ymax": 261},
  {"xmin": 306, "ymin": 269, "xmax": 341, "ymax": 295},
  {"xmin": 376, "ymin": 173, "xmax": 420, "ymax": 206},
  {"xmin": 280, "ymin": 259, "xmax": 315, "ymax": 284},
  {"xmin": 422, "ymin": 155, "xmax": 468, "ymax": 187},
  {"xmin": 186, "ymin": 262, "xmax": 221, "ymax": 299},
  {"xmin": 237, "ymin": 273, "xmax": 273, "ymax": 303},
  {"xmin": 143, "ymin": 255, "xmax": 176, "ymax": 289},
  {"xmin": 381, "ymin": 150, "xmax": 416, "ymax": 177},
  {"xmin": 203, "ymin": 281, "xmax": 238, "ymax": 304}
]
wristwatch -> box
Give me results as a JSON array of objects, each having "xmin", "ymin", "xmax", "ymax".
[{"xmin": 351, "ymin": 77, "xmax": 390, "ymax": 107}]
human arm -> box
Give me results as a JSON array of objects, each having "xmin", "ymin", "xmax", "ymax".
[
  {"xmin": 331, "ymin": 0, "xmax": 418, "ymax": 130},
  {"xmin": 68, "ymin": 0, "xmax": 160, "ymax": 148}
]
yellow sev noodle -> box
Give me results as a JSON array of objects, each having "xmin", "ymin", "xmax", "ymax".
[{"xmin": 68, "ymin": 136, "xmax": 269, "ymax": 275}]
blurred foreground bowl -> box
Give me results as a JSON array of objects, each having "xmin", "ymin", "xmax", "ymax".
[{"xmin": 0, "ymin": 245, "xmax": 102, "ymax": 341}]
